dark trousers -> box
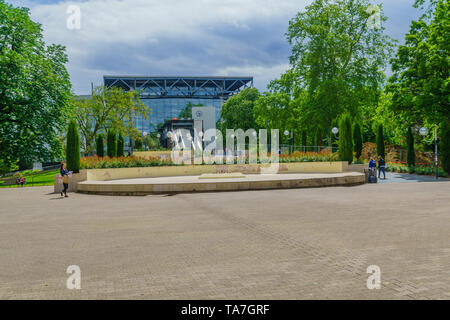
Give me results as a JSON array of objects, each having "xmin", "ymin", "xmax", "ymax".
[
  {"xmin": 63, "ymin": 183, "xmax": 68, "ymax": 194},
  {"xmin": 378, "ymin": 166, "xmax": 386, "ymax": 179}
]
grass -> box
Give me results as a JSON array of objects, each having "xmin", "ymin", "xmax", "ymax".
[{"xmin": 0, "ymin": 170, "xmax": 58, "ymax": 188}]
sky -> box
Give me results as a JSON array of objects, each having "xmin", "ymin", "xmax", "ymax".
[{"xmin": 9, "ymin": 0, "xmax": 422, "ymax": 95}]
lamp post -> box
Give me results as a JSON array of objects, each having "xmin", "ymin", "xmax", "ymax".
[
  {"xmin": 420, "ymin": 125, "xmax": 439, "ymax": 180},
  {"xmin": 284, "ymin": 130, "xmax": 293, "ymax": 154}
]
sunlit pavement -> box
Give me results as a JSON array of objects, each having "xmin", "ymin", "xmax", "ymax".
[
  {"xmin": 377, "ymin": 171, "xmax": 449, "ymax": 183},
  {"xmin": 0, "ymin": 182, "xmax": 449, "ymax": 299}
]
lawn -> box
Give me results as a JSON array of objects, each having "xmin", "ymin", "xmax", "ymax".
[{"xmin": 0, "ymin": 170, "xmax": 58, "ymax": 188}]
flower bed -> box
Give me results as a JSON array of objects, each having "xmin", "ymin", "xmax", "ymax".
[
  {"xmin": 80, "ymin": 156, "xmax": 175, "ymax": 169},
  {"xmin": 81, "ymin": 151, "xmax": 341, "ymax": 169}
]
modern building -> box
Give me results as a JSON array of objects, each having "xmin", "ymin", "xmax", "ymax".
[{"xmin": 104, "ymin": 76, "xmax": 253, "ymax": 135}]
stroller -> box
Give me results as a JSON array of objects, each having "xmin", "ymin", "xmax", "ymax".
[{"xmin": 365, "ymin": 167, "xmax": 378, "ymax": 184}]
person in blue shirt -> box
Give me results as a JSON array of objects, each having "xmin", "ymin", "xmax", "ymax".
[
  {"xmin": 368, "ymin": 158, "xmax": 376, "ymax": 169},
  {"xmin": 60, "ymin": 162, "xmax": 70, "ymax": 197}
]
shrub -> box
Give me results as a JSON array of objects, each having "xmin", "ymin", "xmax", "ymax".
[
  {"xmin": 353, "ymin": 122, "xmax": 363, "ymax": 160},
  {"xmin": 376, "ymin": 124, "xmax": 385, "ymax": 159},
  {"xmin": 117, "ymin": 133, "xmax": 125, "ymax": 157},
  {"xmin": 135, "ymin": 137, "xmax": 143, "ymax": 150},
  {"xmin": 66, "ymin": 119, "xmax": 80, "ymax": 173},
  {"xmin": 107, "ymin": 130, "xmax": 117, "ymax": 158},
  {"xmin": 441, "ymin": 121, "xmax": 450, "ymax": 175},
  {"xmin": 338, "ymin": 114, "xmax": 353, "ymax": 164},
  {"xmin": 96, "ymin": 134, "xmax": 104, "ymax": 157},
  {"xmin": 407, "ymin": 127, "xmax": 415, "ymax": 167}
]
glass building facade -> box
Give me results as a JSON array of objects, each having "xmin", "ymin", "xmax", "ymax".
[{"xmin": 104, "ymin": 76, "xmax": 254, "ymax": 135}]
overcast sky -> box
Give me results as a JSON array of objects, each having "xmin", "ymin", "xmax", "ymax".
[{"xmin": 10, "ymin": 0, "xmax": 422, "ymax": 95}]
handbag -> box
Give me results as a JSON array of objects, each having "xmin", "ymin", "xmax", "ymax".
[{"xmin": 62, "ymin": 175, "xmax": 69, "ymax": 184}]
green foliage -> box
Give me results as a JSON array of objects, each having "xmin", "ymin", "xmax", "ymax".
[
  {"xmin": 353, "ymin": 122, "xmax": 363, "ymax": 160},
  {"xmin": 338, "ymin": 114, "xmax": 353, "ymax": 164},
  {"xmin": 285, "ymin": 0, "xmax": 395, "ymax": 134},
  {"xmin": 441, "ymin": 121, "xmax": 450, "ymax": 174},
  {"xmin": 301, "ymin": 130, "xmax": 307, "ymax": 146},
  {"xmin": 376, "ymin": 124, "xmax": 385, "ymax": 158},
  {"xmin": 117, "ymin": 133, "xmax": 125, "ymax": 157},
  {"xmin": 73, "ymin": 86, "xmax": 149, "ymax": 155},
  {"xmin": 107, "ymin": 130, "xmax": 117, "ymax": 158},
  {"xmin": 134, "ymin": 138, "xmax": 143, "ymax": 150},
  {"xmin": 387, "ymin": 0, "xmax": 449, "ymax": 125},
  {"xmin": 66, "ymin": 120, "xmax": 80, "ymax": 173},
  {"xmin": 407, "ymin": 127, "xmax": 416, "ymax": 167},
  {"xmin": 221, "ymin": 88, "xmax": 260, "ymax": 131},
  {"xmin": 178, "ymin": 102, "xmax": 203, "ymax": 119},
  {"xmin": 0, "ymin": 1, "xmax": 72, "ymax": 168},
  {"xmin": 143, "ymin": 133, "xmax": 161, "ymax": 150},
  {"xmin": 96, "ymin": 134, "xmax": 104, "ymax": 157}
]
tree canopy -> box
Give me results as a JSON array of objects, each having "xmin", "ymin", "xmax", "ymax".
[{"xmin": 0, "ymin": 0, "xmax": 72, "ymax": 169}]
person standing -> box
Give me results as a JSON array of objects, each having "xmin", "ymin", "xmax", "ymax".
[
  {"xmin": 60, "ymin": 163, "xmax": 70, "ymax": 197},
  {"xmin": 378, "ymin": 156, "xmax": 386, "ymax": 179}
]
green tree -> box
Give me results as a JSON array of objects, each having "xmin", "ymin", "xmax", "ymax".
[
  {"xmin": 0, "ymin": 1, "xmax": 72, "ymax": 168},
  {"xmin": 407, "ymin": 127, "xmax": 416, "ymax": 167},
  {"xmin": 338, "ymin": 114, "xmax": 354, "ymax": 164},
  {"xmin": 96, "ymin": 134, "xmax": 104, "ymax": 157},
  {"xmin": 178, "ymin": 102, "xmax": 203, "ymax": 119},
  {"xmin": 117, "ymin": 133, "xmax": 125, "ymax": 157},
  {"xmin": 73, "ymin": 86, "xmax": 149, "ymax": 155},
  {"xmin": 221, "ymin": 87, "xmax": 260, "ymax": 131},
  {"xmin": 353, "ymin": 122, "xmax": 363, "ymax": 160},
  {"xmin": 387, "ymin": 0, "xmax": 449, "ymax": 125},
  {"xmin": 441, "ymin": 121, "xmax": 450, "ymax": 174},
  {"xmin": 286, "ymin": 0, "xmax": 395, "ymax": 136},
  {"xmin": 134, "ymin": 138, "xmax": 143, "ymax": 150},
  {"xmin": 66, "ymin": 120, "xmax": 80, "ymax": 173},
  {"xmin": 107, "ymin": 130, "xmax": 117, "ymax": 158},
  {"xmin": 376, "ymin": 124, "xmax": 385, "ymax": 158}
]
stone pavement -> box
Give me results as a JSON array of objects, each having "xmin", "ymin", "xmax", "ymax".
[
  {"xmin": 378, "ymin": 171, "xmax": 449, "ymax": 184},
  {"xmin": 0, "ymin": 182, "xmax": 449, "ymax": 299}
]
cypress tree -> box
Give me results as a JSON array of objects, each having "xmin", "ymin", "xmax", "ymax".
[
  {"xmin": 96, "ymin": 134, "xmax": 104, "ymax": 157},
  {"xmin": 407, "ymin": 127, "xmax": 415, "ymax": 167},
  {"xmin": 66, "ymin": 120, "xmax": 80, "ymax": 173},
  {"xmin": 107, "ymin": 130, "xmax": 117, "ymax": 158},
  {"xmin": 376, "ymin": 124, "xmax": 385, "ymax": 158},
  {"xmin": 441, "ymin": 121, "xmax": 450, "ymax": 175},
  {"xmin": 117, "ymin": 133, "xmax": 125, "ymax": 157},
  {"xmin": 353, "ymin": 122, "xmax": 363, "ymax": 160},
  {"xmin": 338, "ymin": 114, "xmax": 354, "ymax": 164}
]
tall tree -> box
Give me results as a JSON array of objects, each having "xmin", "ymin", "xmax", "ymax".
[
  {"xmin": 96, "ymin": 134, "xmax": 104, "ymax": 157},
  {"xmin": 117, "ymin": 133, "xmax": 125, "ymax": 157},
  {"xmin": 73, "ymin": 86, "xmax": 149, "ymax": 155},
  {"xmin": 0, "ymin": 1, "xmax": 72, "ymax": 169},
  {"xmin": 107, "ymin": 130, "xmax": 117, "ymax": 158},
  {"xmin": 387, "ymin": 0, "xmax": 449, "ymax": 125},
  {"xmin": 441, "ymin": 121, "xmax": 450, "ymax": 174},
  {"xmin": 376, "ymin": 124, "xmax": 385, "ymax": 158},
  {"xmin": 407, "ymin": 127, "xmax": 416, "ymax": 167},
  {"xmin": 221, "ymin": 87, "xmax": 260, "ymax": 131},
  {"xmin": 338, "ymin": 114, "xmax": 354, "ymax": 164},
  {"xmin": 66, "ymin": 120, "xmax": 80, "ymax": 173},
  {"xmin": 286, "ymin": 0, "xmax": 395, "ymax": 135},
  {"xmin": 353, "ymin": 122, "xmax": 363, "ymax": 160}
]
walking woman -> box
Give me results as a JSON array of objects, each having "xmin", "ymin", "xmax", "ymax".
[{"xmin": 60, "ymin": 162, "xmax": 70, "ymax": 197}]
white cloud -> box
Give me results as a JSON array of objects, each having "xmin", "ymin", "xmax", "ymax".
[{"xmin": 9, "ymin": 0, "xmax": 419, "ymax": 94}]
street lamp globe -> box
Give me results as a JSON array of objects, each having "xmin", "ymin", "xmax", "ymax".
[
  {"xmin": 419, "ymin": 127, "xmax": 429, "ymax": 136},
  {"xmin": 156, "ymin": 134, "xmax": 161, "ymax": 139},
  {"xmin": 284, "ymin": 130, "xmax": 289, "ymax": 136},
  {"xmin": 332, "ymin": 127, "xmax": 339, "ymax": 135}
]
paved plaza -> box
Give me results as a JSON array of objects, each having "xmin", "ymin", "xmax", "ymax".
[{"xmin": 0, "ymin": 179, "xmax": 449, "ymax": 299}]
